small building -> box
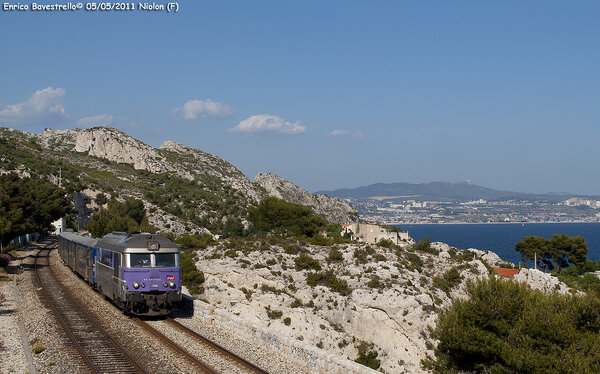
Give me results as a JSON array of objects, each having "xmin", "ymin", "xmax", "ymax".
[
  {"xmin": 342, "ymin": 223, "xmax": 410, "ymax": 245},
  {"xmin": 52, "ymin": 217, "xmax": 67, "ymax": 235}
]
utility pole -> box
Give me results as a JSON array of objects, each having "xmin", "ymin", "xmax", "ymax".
[
  {"xmin": 534, "ymin": 252, "xmax": 537, "ymax": 270},
  {"xmin": 59, "ymin": 167, "xmax": 62, "ymax": 188}
]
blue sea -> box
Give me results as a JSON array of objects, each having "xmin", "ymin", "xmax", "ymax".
[{"xmin": 399, "ymin": 223, "xmax": 600, "ymax": 265}]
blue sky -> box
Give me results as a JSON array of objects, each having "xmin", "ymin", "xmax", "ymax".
[{"xmin": 1, "ymin": 1, "xmax": 599, "ymax": 194}]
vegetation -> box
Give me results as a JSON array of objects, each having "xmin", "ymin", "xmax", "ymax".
[
  {"xmin": 266, "ymin": 306, "xmax": 283, "ymax": 319},
  {"xmin": 424, "ymin": 276, "xmax": 600, "ymax": 373},
  {"xmin": 294, "ymin": 253, "xmax": 322, "ymax": 271},
  {"xmin": 515, "ymin": 234, "xmax": 589, "ymax": 271},
  {"xmin": 0, "ymin": 253, "xmax": 10, "ymax": 267},
  {"xmin": 174, "ymin": 233, "xmax": 216, "ymax": 250},
  {"xmin": 432, "ymin": 267, "xmax": 463, "ymax": 294},
  {"xmin": 355, "ymin": 342, "xmax": 381, "ymax": 370},
  {"xmin": 306, "ymin": 270, "xmax": 350, "ymax": 295},
  {"xmin": 86, "ymin": 198, "xmax": 155, "ymax": 238},
  {"xmin": 0, "ymin": 173, "xmax": 70, "ymax": 247},
  {"xmin": 248, "ymin": 197, "xmax": 326, "ymax": 237},
  {"xmin": 327, "ymin": 248, "xmax": 344, "ymax": 263},
  {"xmin": 180, "ymin": 251, "xmax": 205, "ymax": 296}
]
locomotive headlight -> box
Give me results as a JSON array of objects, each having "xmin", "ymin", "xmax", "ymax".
[
  {"xmin": 163, "ymin": 282, "xmax": 168, "ymax": 287},
  {"xmin": 141, "ymin": 282, "xmax": 146, "ymax": 288},
  {"xmin": 169, "ymin": 282, "xmax": 176, "ymax": 288},
  {"xmin": 133, "ymin": 282, "xmax": 140, "ymax": 289}
]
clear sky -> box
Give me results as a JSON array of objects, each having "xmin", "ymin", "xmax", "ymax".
[{"xmin": 1, "ymin": 1, "xmax": 599, "ymax": 195}]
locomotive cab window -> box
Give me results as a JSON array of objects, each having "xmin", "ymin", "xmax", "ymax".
[
  {"xmin": 155, "ymin": 253, "xmax": 176, "ymax": 267},
  {"xmin": 130, "ymin": 253, "xmax": 151, "ymax": 267}
]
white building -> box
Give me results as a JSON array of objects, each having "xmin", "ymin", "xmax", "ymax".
[{"xmin": 341, "ymin": 223, "xmax": 411, "ymax": 245}]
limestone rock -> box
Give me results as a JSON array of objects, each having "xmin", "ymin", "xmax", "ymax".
[{"xmin": 254, "ymin": 172, "xmax": 358, "ymax": 223}]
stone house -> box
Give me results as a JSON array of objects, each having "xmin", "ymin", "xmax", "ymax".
[{"xmin": 341, "ymin": 223, "xmax": 410, "ymax": 245}]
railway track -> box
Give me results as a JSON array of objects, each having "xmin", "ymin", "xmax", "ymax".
[
  {"xmin": 164, "ymin": 318, "xmax": 270, "ymax": 374},
  {"xmin": 34, "ymin": 241, "xmax": 147, "ymax": 374},
  {"xmin": 132, "ymin": 317, "xmax": 270, "ymax": 373}
]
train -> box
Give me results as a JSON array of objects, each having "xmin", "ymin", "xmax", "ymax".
[{"xmin": 58, "ymin": 231, "xmax": 182, "ymax": 316}]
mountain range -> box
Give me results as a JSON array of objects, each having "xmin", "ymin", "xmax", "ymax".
[{"xmin": 317, "ymin": 181, "xmax": 600, "ymax": 203}]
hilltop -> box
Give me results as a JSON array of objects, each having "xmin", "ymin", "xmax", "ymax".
[{"xmin": 0, "ymin": 126, "xmax": 357, "ymax": 235}]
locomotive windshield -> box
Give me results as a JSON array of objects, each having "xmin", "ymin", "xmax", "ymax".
[
  {"xmin": 155, "ymin": 253, "xmax": 177, "ymax": 267},
  {"xmin": 130, "ymin": 253, "xmax": 151, "ymax": 267}
]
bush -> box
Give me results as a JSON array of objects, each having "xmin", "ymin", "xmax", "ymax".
[
  {"xmin": 327, "ymin": 248, "xmax": 344, "ymax": 263},
  {"xmin": 266, "ymin": 307, "xmax": 283, "ymax": 319},
  {"xmin": 294, "ymin": 253, "xmax": 322, "ymax": 271},
  {"xmin": 432, "ymin": 267, "xmax": 463, "ymax": 294},
  {"xmin": 248, "ymin": 197, "xmax": 326, "ymax": 237},
  {"xmin": 306, "ymin": 270, "xmax": 350, "ymax": 295},
  {"xmin": 367, "ymin": 277, "xmax": 381, "ymax": 289},
  {"xmin": 180, "ymin": 252, "xmax": 205, "ymax": 296},
  {"xmin": 424, "ymin": 277, "xmax": 600, "ymax": 373},
  {"xmin": 355, "ymin": 342, "xmax": 381, "ymax": 369},
  {"xmin": 175, "ymin": 233, "xmax": 216, "ymax": 250},
  {"xmin": 378, "ymin": 239, "xmax": 394, "ymax": 248},
  {"xmin": 283, "ymin": 317, "xmax": 291, "ymax": 325},
  {"xmin": 0, "ymin": 253, "xmax": 11, "ymax": 267},
  {"xmin": 412, "ymin": 237, "xmax": 439, "ymax": 254}
]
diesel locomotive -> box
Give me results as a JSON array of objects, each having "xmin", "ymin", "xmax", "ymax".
[{"xmin": 58, "ymin": 231, "xmax": 182, "ymax": 316}]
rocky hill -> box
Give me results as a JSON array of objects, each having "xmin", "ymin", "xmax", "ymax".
[
  {"xmin": 0, "ymin": 126, "xmax": 356, "ymax": 235},
  {"xmin": 188, "ymin": 236, "xmax": 577, "ymax": 373},
  {"xmin": 254, "ymin": 173, "xmax": 358, "ymax": 224}
]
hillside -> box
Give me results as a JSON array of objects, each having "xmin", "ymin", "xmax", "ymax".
[
  {"xmin": 317, "ymin": 181, "xmax": 600, "ymax": 203},
  {"xmin": 0, "ymin": 127, "xmax": 356, "ymax": 235}
]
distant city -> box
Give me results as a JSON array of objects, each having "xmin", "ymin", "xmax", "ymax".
[{"xmin": 345, "ymin": 197, "xmax": 600, "ymax": 225}]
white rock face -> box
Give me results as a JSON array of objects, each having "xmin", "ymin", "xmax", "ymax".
[
  {"xmin": 195, "ymin": 242, "xmax": 493, "ymax": 373},
  {"xmin": 160, "ymin": 140, "xmax": 262, "ymax": 200},
  {"xmin": 513, "ymin": 268, "xmax": 575, "ymax": 295},
  {"xmin": 254, "ymin": 172, "xmax": 358, "ymax": 223}
]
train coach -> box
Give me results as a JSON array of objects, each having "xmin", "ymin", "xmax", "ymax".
[{"xmin": 58, "ymin": 231, "xmax": 182, "ymax": 316}]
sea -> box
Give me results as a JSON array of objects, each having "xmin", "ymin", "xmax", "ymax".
[{"xmin": 398, "ymin": 223, "xmax": 600, "ymax": 265}]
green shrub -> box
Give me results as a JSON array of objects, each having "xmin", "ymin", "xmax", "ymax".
[
  {"xmin": 327, "ymin": 248, "xmax": 344, "ymax": 263},
  {"xmin": 424, "ymin": 277, "xmax": 600, "ymax": 373},
  {"xmin": 266, "ymin": 307, "xmax": 283, "ymax": 319},
  {"xmin": 355, "ymin": 342, "xmax": 380, "ymax": 369},
  {"xmin": 412, "ymin": 237, "xmax": 439, "ymax": 254},
  {"xmin": 432, "ymin": 267, "xmax": 462, "ymax": 294},
  {"xmin": 180, "ymin": 252, "xmax": 205, "ymax": 296},
  {"xmin": 367, "ymin": 277, "xmax": 381, "ymax": 289},
  {"xmin": 378, "ymin": 239, "xmax": 394, "ymax": 248},
  {"xmin": 175, "ymin": 233, "xmax": 216, "ymax": 250},
  {"xmin": 306, "ymin": 270, "xmax": 350, "ymax": 295},
  {"xmin": 294, "ymin": 253, "xmax": 322, "ymax": 271},
  {"xmin": 283, "ymin": 317, "xmax": 291, "ymax": 326},
  {"xmin": 248, "ymin": 197, "xmax": 326, "ymax": 237}
]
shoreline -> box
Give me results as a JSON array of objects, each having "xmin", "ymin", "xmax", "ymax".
[{"xmin": 388, "ymin": 221, "xmax": 600, "ymax": 226}]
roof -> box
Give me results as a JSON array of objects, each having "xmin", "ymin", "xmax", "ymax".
[
  {"xmin": 59, "ymin": 231, "xmax": 99, "ymax": 248},
  {"xmin": 97, "ymin": 232, "xmax": 179, "ymax": 253},
  {"xmin": 493, "ymin": 268, "xmax": 520, "ymax": 278}
]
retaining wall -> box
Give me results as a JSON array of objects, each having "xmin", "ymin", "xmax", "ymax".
[{"xmin": 186, "ymin": 296, "xmax": 378, "ymax": 374}]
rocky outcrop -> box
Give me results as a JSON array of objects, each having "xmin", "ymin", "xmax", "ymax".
[
  {"xmin": 160, "ymin": 140, "xmax": 262, "ymax": 201},
  {"xmin": 40, "ymin": 127, "xmax": 172, "ymax": 173},
  {"xmin": 254, "ymin": 172, "xmax": 358, "ymax": 223},
  {"xmin": 195, "ymin": 240, "xmax": 488, "ymax": 373},
  {"xmin": 513, "ymin": 268, "xmax": 578, "ymax": 295}
]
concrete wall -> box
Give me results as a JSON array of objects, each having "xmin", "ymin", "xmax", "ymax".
[{"xmin": 188, "ymin": 296, "xmax": 378, "ymax": 374}]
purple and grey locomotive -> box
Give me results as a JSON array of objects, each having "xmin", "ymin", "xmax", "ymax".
[{"xmin": 58, "ymin": 231, "xmax": 182, "ymax": 316}]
